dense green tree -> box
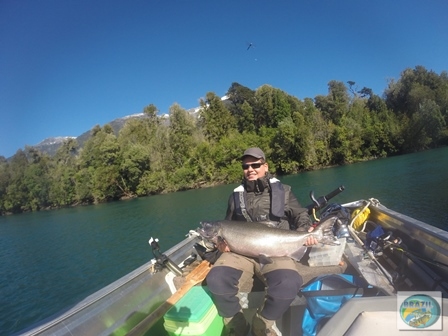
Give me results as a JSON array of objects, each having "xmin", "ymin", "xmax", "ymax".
[
  {"xmin": 384, "ymin": 66, "xmax": 448, "ymax": 151},
  {"xmin": 136, "ymin": 124, "xmax": 171, "ymax": 195},
  {"xmin": 301, "ymin": 98, "xmax": 333, "ymax": 167},
  {"xmin": 315, "ymin": 80, "xmax": 350, "ymax": 124},
  {"xmin": 226, "ymin": 83, "xmax": 256, "ymax": 133},
  {"xmin": 385, "ymin": 66, "xmax": 448, "ymax": 118},
  {"xmin": 22, "ymin": 153, "xmax": 51, "ymax": 211},
  {"xmin": 94, "ymin": 131, "xmax": 121, "ymax": 202},
  {"xmin": 375, "ymin": 109, "xmax": 401, "ymax": 156},
  {"xmin": 270, "ymin": 89, "xmax": 292, "ymax": 128},
  {"xmin": 74, "ymin": 167, "xmax": 94, "ymax": 204},
  {"xmin": 368, "ymin": 93, "xmax": 388, "ymax": 114},
  {"xmin": 199, "ymin": 92, "xmax": 236, "ymax": 142},
  {"xmin": 3, "ymin": 150, "xmax": 29, "ymax": 213},
  {"xmin": 48, "ymin": 139, "xmax": 78, "ymax": 206},
  {"xmin": 358, "ymin": 87, "xmax": 401, "ymax": 155},
  {"xmin": 184, "ymin": 141, "xmax": 215, "ymax": 185},
  {"xmin": 253, "ymin": 85, "xmax": 292, "ymax": 129},
  {"xmin": 119, "ymin": 117, "xmax": 155, "ymax": 146},
  {"xmin": 0, "ymin": 157, "xmax": 9, "ymax": 214},
  {"xmin": 291, "ymin": 110, "xmax": 316, "ymax": 170},
  {"xmin": 253, "ymin": 85, "xmax": 274, "ymax": 129},
  {"xmin": 168, "ymin": 103, "xmax": 197, "ymax": 166},
  {"xmin": 119, "ymin": 143, "xmax": 151, "ymax": 196},
  {"xmin": 346, "ymin": 99, "xmax": 369, "ymax": 157},
  {"xmin": 76, "ymin": 125, "xmax": 122, "ymax": 203},
  {"xmin": 227, "ymin": 82, "xmax": 256, "ymax": 107},
  {"xmin": 238, "ymin": 101, "xmax": 256, "ymax": 133},
  {"xmin": 436, "ymin": 71, "xmax": 448, "ymax": 124},
  {"xmin": 153, "ymin": 104, "xmax": 203, "ymax": 192},
  {"xmin": 270, "ymin": 117, "xmax": 301, "ymax": 174},
  {"xmin": 143, "ymin": 103, "xmax": 159, "ymax": 120},
  {"xmin": 1, "ymin": 148, "xmax": 52, "ymax": 212},
  {"xmin": 1, "ymin": 66, "xmax": 448, "ymax": 216},
  {"xmin": 401, "ymin": 99, "xmax": 446, "ymax": 152}
]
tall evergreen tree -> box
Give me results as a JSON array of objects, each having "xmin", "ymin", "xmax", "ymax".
[{"xmin": 199, "ymin": 92, "xmax": 236, "ymax": 142}]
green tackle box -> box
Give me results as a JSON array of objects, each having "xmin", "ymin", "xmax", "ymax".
[{"xmin": 163, "ymin": 286, "xmax": 223, "ymax": 336}]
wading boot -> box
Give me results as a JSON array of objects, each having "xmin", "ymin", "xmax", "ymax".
[
  {"xmin": 251, "ymin": 313, "xmax": 282, "ymax": 336},
  {"xmin": 223, "ymin": 311, "xmax": 250, "ymax": 336}
]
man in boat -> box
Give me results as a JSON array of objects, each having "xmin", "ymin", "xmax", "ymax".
[{"xmin": 206, "ymin": 147, "xmax": 317, "ymax": 336}]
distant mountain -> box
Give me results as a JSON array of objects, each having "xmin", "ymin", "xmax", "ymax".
[
  {"xmin": 33, "ymin": 137, "xmax": 77, "ymax": 157},
  {"xmin": 30, "ymin": 113, "xmax": 147, "ymax": 157},
  {"xmin": 28, "ymin": 111, "xmax": 170, "ymax": 157},
  {"xmin": 25, "ymin": 96, "xmax": 229, "ymax": 157},
  {"xmin": 74, "ymin": 113, "xmax": 147, "ymax": 149}
]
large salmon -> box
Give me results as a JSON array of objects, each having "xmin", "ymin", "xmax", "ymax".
[{"xmin": 197, "ymin": 217, "xmax": 339, "ymax": 264}]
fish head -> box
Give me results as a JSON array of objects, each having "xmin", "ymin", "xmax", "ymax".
[{"xmin": 197, "ymin": 221, "xmax": 223, "ymax": 243}]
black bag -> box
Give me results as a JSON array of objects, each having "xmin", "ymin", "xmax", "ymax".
[
  {"xmin": 194, "ymin": 243, "xmax": 222, "ymax": 264},
  {"xmin": 319, "ymin": 203, "xmax": 351, "ymax": 238},
  {"xmin": 320, "ymin": 203, "xmax": 350, "ymax": 224}
]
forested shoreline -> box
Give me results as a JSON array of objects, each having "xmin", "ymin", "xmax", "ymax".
[{"xmin": 1, "ymin": 65, "xmax": 447, "ymax": 216}]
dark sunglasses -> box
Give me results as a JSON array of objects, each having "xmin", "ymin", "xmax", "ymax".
[{"xmin": 242, "ymin": 163, "xmax": 263, "ymax": 170}]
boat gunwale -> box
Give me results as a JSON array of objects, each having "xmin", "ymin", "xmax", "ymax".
[{"xmin": 18, "ymin": 234, "xmax": 200, "ymax": 335}]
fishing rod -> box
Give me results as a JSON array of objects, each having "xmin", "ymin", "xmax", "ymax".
[
  {"xmin": 347, "ymin": 226, "xmax": 396, "ymax": 287},
  {"xmin": 365, "ymin": 230, "xmax": 448, "ymax": 270},
  {"xmin": 306, "ymin": 185, "xmax": 345, "ymax": 222},
  {"xmin": 307, "ymin": 185, "xmax": 345, "ymax": 214},
  {"xmin": 387, "ymin": 244, "xmax": 448, "ymax": 269}
]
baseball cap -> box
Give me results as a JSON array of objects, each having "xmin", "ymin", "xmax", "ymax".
[{"xmin": 241, "ymin": 147, "xmax": 266, "ymax": 161}]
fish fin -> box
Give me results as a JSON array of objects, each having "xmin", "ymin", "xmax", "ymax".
[
  {"xmin": 322, "ymin": 237, "xmax": 341, "ymax": 245},
  {"xmin": 258, "ymin": 254, "xmax": 273, "ymax": 265},
  {"xmin": 289, "ymin": 246, "xmax": 308, "ymax": 262}
]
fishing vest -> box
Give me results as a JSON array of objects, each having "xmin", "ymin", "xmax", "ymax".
[{"xmin": 232, "ymin": 178, "xmax": 286, "ymax": 224}]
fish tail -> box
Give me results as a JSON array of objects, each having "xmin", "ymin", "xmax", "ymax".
[{"xmin": 315, "ymin": 216, "xmax": 339, "ymax": 244}]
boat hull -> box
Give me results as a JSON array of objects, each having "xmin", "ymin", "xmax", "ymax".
[
  {"xmin": 17, "ymin": 235, "xmax": 200, "ymax": 336},
  {"xmin": 15, "ymin": 199, "xmax": 448, "ymax": 336}
]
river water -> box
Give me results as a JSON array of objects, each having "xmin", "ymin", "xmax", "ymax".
[{"xmin": 1, "ymin": 147, "xmax": 447, "ymax": 335}]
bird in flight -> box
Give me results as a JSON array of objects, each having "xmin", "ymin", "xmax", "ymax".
[{"xmin": 247, "ymin": 42, "xmax": 255, "ymax": 50}]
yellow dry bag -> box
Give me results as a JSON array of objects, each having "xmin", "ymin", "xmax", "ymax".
[{"xmin": 351, "ymin": 207, "xmax": 370, "ymax": 231}]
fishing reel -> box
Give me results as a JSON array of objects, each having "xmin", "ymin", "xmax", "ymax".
[
  {"xmin": 318, "ymin": 203, "xmax": 352, "ymax": 239},
  {"xmin": 306, "ymin": 186, "xmax": 348, "ymax": 238},
  {"xmin": 366, "ymin": 228, "xmax": 402, "ymax": 257}
]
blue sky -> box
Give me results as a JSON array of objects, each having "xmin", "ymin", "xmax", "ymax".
[{"xmin": 1, "ymin": 0, "xmax": 447, "ymax": 158}]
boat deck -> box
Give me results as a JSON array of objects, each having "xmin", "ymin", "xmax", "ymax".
[{"xmin": 344, "ymin": 238, "xmax": 396, "ymax": 294}]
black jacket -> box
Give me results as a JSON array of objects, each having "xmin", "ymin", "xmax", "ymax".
[{"xmin": 225, "ymin": 177, "xmax": 311, "ymax": 231}]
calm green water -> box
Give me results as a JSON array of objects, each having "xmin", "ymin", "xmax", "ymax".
[{"xmin": 1, "ymin": 147, "xmax": 447, "ymax": 335}]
